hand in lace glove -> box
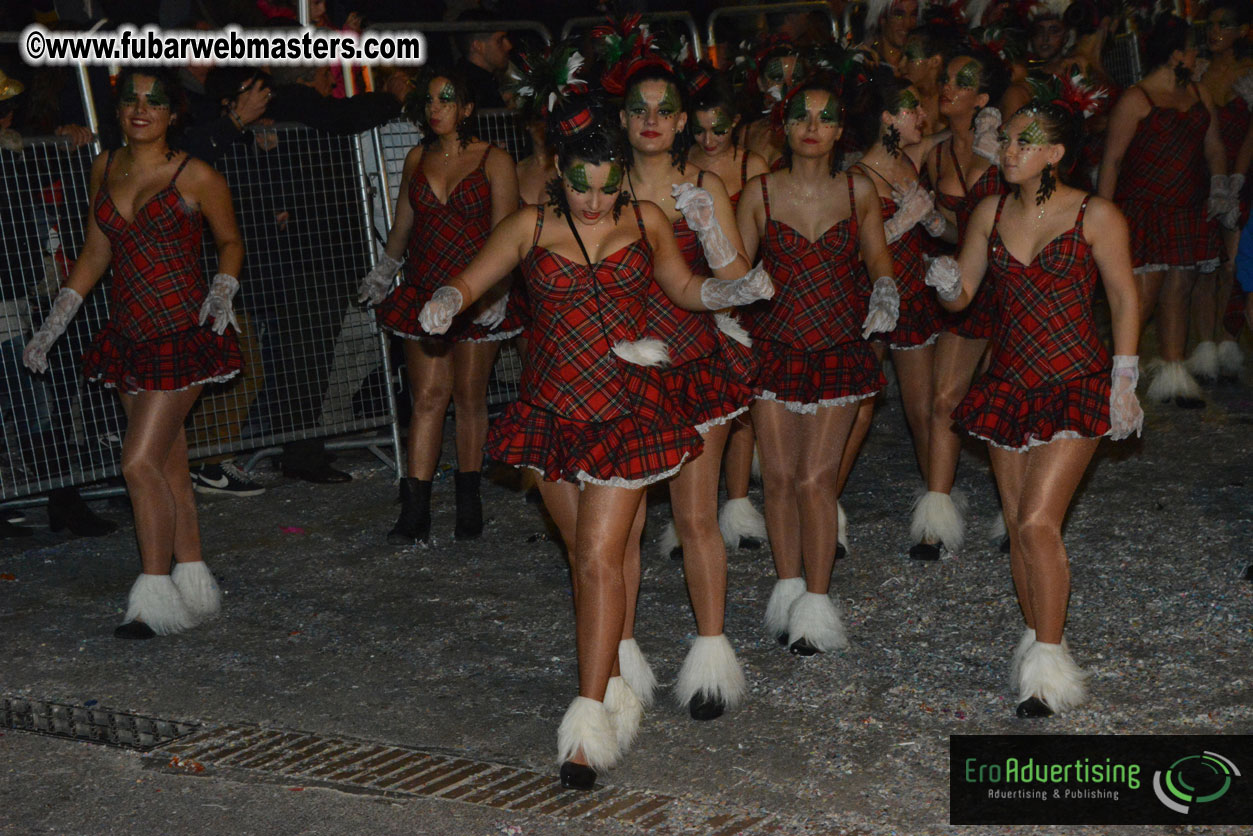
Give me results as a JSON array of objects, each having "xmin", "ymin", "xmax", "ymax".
[
  {"xmin": 861, "ymin": 276, "xmax": 900, "ymax": 338},
  {"xmin": 972, "ymin": 106, "xmax": 1002, "ymax": 163},
  {"xmin": 1234, "ymin": 70, "xmax": 1253, "ymax": 109},
  {"xmin": 1109, "ymin": 355, "xmax": 1144, "ymax": 440},
  {"xmin": 883, "ymin": 183, "xmax": 936, "ymax": 244},
  {"xmin": 924, "ymin": 255, "xmax": 962, "ymax": 302},
  {"xmin": 922, "ymin": 207, "xmax": 949, "ymax": 238},
  {"xmin": 1208, "ymin": 174, "xmax": 1239, "ymax": 226},
  {"xmin": 357, "ymin": 253, "xmax": 402, "ymax": 306},
  {"xmin": 22, "ymin": 287, "xmax": 83, "ymax": 373},
  {"xmin": 673, "ymin": 182, "xmax": 738, "ymax": 269},
  {"xmin": 699, "ymin": 262, "xmax": 774, "ymax": 309},
  {"xmin": 1222, "ymin": 174, "xmax": 1245, "ymax": 230},
  {"xmin": 198, "ymin": 272, "xmax": 240, "ymax": 335},
  {"xmin": 473, "ymin": 292, "xmax": 509, "ymax": 329},
  {"xmin": 417, "ymin": 286, "xmax": 463, "ymax": 334}
]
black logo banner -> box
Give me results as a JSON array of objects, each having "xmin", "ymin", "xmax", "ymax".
[{"xmin": 950, "ymin": 735, "xmax": 1252, "ymax": 825}]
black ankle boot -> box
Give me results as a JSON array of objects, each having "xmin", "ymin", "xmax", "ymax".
[
  {"xmin": 454, "ymin": 471, "xmax": 483, "ymax": 539},
  {"xmin": 387, "ymin": 478, "xmax": 431, "ymax": 544},
  {"xmin": 47, "ymin": 488, "xmax": 118, "ymax": 537}
]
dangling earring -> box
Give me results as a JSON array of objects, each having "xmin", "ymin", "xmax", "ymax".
[
  {"xmin": 1173, "ymin": 62, "xmax": 1192, "ymax": 87},
  {"xmin": 613, "ymin": 190, "xmax": 630, "ymax": 220},
  {"xmin": 1036, "ymin": 163, "xmax": 1056, "ymax": 206},
  {"xmin": 883, "ymin": 125, "xmax": 902, "ymax": 156}
]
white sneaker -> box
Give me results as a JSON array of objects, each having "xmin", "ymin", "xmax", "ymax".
[{"xmin": 191, "ymin": 462, "xmax": 265, "ymax": 497}]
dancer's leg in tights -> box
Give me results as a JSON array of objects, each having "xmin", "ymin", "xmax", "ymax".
[
  {"xmin": 836, "ymin": 342, "xmax": 886, "ymax": 496},
  {"xmin": 403, "ymin": 339, "xmax": 453, "ymax": 479},
  {"xmin": 989, "ymin": 438, "xmax": 1099, "ymax": 643},
  {"xmin": 1190, "ymin": 269, "xmax": 1219, "ymax": 352},
  {"xmin": 925, "ymin": 332, "xmax": 988, "ymax": 498},
  {"xmin": 450, "ymin": 340, "xmax": 501, "ymax": 471},
  {"xmin": 1156, "ymin": 269, "xmax": 1195, "ymax": 364},
  {"xmin": 890, "ymin": 342, "xmax": 937, "ymax": 483},
  {"xmin": 670, "ymin": 423, "xmax": 732, "ymax": 636},
  {"xmin": 119, "ymin": 387, "xmax": 206, "ymax": 574},
  {"xmin": 722, "ymin": 414, "xmax": 755, "ymax": 501},
  {"xmin": 753, "ymin": 399, "xmax": 858, "ymax": 593}
]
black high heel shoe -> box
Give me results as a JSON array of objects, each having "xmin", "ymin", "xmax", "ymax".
[
  {"xmin": 559, "ymin": 761, "xmax": 597, "ymax": 791},
  {"xmin": 1015, "ymin": 696, "xmax": 1053, "ymax": 718},
  {"xmin": 789, "ymin": 637, "xmax": 821, "ymax": 656},
  {"xmin": 688, "ymin": 693, "xmax": 726, "ymax": 721},
  {"xmin": 908, "ymin": 541, "xmax": 942, "ymax": 561},
  {"xmin": 47, "ymin": 488, "xmax": 117, "ymax": 537},
  {"xmin": 738, "ymin": 536, "xmax": 762, "ymax": 550}
]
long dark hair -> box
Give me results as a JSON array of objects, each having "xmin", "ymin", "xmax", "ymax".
[
  {"xmin": 1011, "ymin": 98, "xmax": 1084, "ymax": 183},
  {"xmin": 114, "ymin": 67, "xmax": 187, "ymax": 149},
  {"xmin": 405, "ymin": 66, "xmax": 476, "ymax": 148},
  {"xmin": 1142, "ymin": 15, "xmax": 1192, "ymax": 72},
  {"xmin": 845, "ymin": 68, "xmax": 911, "ymax": 153},
  {"xmin": 544, "ymin": 96, "xmax": 630, "ymax": 220}
]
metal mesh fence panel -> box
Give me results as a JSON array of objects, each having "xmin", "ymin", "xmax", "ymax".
[{"xmin": 1105, "ymin": 33, "xmax": 1142, "ymax": 88}]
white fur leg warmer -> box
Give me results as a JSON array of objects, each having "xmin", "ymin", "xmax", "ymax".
[
  {"xmin": 1008, "ymin": 627, "xmax": 1037, "ymax": 691},
  {"xmin": 718, "ymin": 497, "xmax": 767, "ymax": 550},
  {"xmin": 556, "ymin": 696, "xmax": 620, "ymax": 771},
  {"xmin": 837, "ymin": 502, "xmax": 849, "ymax": 550},
  {"xmin": 170, "ymin": 561, "xmax": 221, "ymax": 624},
  {"xmin": 763, "ymin": 577, "xmax": 806, "ymax": 641},
  {"xmin": 909, "ymin": 490, "xmax": 967, "ymax": 553},
  {"xmin": 1018, "ymin": 640, "xmax": 1089, "ymax": 713},
  {"xmin": 1217, "ymin": 340, "xmax": 1243, "ymax": 377},
  {"xmin": 603, "ymin": 676, "xmax": 644, "ymax": 752},
  {"xmin": 786, "ymin": 591, "xmax": 849, "ymax": 653},
  {"xmin": 121, "ymin": 573, "xmax": 195, "ymax": 636},
  {"xmin": 674, "ymin": 634, "xmax": 748, "ymax": 711},
  {"xmin": 1146, "ymin": 360, "xmax": 1204, "ymax": 402},
  {"xmin": 1185, "ymin": 340, "xmax": 1219, "ymax": 381},
  {"xmin": 617, "ymin": 638, "xmax": 657, "ymax": 708},
  {"xmin": 988, "ymin": 508, "xmax": 1007, "ymax": 542},
  {"xmin": 658, "ymin": 519, "xmax": 681, "ymax": 556}
]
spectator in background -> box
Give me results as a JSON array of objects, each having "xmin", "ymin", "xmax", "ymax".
[
  {"xmin": 861, "ymin": 0, "xmax": 921, "ymax": 73},
  {"xmin": 455, "ymin": 10, "xmax": 513, "ymax": 109}
]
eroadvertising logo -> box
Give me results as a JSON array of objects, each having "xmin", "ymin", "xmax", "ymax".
[{"xmin": 949, "ymin": 735, "xmax": 1252, "ymax": 825}]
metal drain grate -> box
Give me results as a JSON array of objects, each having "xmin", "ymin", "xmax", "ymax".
[
  {"xmin": 2, "ymin": 696, "xmax": 200, "ymax": 751},
  {"xmin": 160, "ymin": 724, "xmax": 779, "ymax": 834}
]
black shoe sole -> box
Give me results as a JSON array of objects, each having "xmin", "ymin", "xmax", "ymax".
[
  {"xmin": 789, "ymin": 638, "xmax": 821, "ymax": 656},
  {"xmin": 909, "ymin": 542, "xmax": 942, "ymax": 561},
  {"xmin": 1015, "ymin": 696, "xmax": 1053, "ymax": 718},
  {"xmin": 689, "ymin": 694, "xmax": 726, "ymax": 721},
  {"xmin": 114, "ymin": 621, "xmax": 157, "ymax": 640},
  {"xmin": 559, "ymin": 761, "xmax": 597, "ymax": 791},
  {"xmin": 737, "ymin": 536, "xmax": 762, "ymax": 550}
]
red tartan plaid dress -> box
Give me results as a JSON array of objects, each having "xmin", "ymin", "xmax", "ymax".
[
  {"xmin": 1113, "ymin": 87, "xmax": 1221, "ymax": 274},
  {"xmin": 374, "ymin": 146, "xmax": 523, "ymax": 342},
  {"xmin": 935, "ymin": 142, "xmax": 1006, "ymax": 340},
  {"xmin": 484, "ymin": 203, "xmax": 704, "ymax": 487},
  {"xmin": 645, "ymin": 171, "xmax": 755, "ymax": 435},
  {"xmin": 953, "ymin": 195, "xmax": 1112, "ymax": 450},
  {"xmin": 81, "ymin": 153, "xmax": 241, "ymax": 393},
  {"xmin": 741, "ymin": 174, "xmax": 885, "ymax": 411},
  {"xmin": 853, "ymin": 161, "xmax": 942, "ymax": 350}
]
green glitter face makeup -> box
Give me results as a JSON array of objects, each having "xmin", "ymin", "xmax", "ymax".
[
  {"xmin": 785, "ymin": 94, "xmax": 808, "ymax": 124},
  {"xmin": 120, "ymin": 75, "xmax": 170, "ymax": 109},
  {"xmin": 819, "ymin": 93, "xmax": 840, "ymax": 125},
  {"xmin": 603, "ymin": 163, "xmax": 624, "ymax": 192},
  {"xmin": 955, "ymin": 59, "xmax": 982, "ymax": 91},
  {"xmin": 626, "ymin": 81, "xmax": 680, "ymax": 118},
  {"xmin": 1018, "ymin": 118, "xmax": 1049, "ymax": 146},
  {"xmin": 904, "ymin": 38, "xmax": 928, "ymax": 61},
  {"xmin": 437, "ymin": 81, "xmax": 457, "ymax": 103},
  {"xmin": 565, "ymin": 162, "xmax": 623, "ymax": 195},
  {"xmin": 895, "ymin": 89, "xmax": 920, "ymax": 113},
  {"xmin": 710, "ymin": 108, "xmax": 732, "ymax": 135},
  {"xmin": 765, "ymin": 59, "xmax": 786, "ymax": 84},
  {"xmin": 565, "ymin": 164, "xmax": 591, "ymax": 193}
]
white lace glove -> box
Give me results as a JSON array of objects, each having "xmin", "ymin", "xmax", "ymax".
[
  {"xmin": 417, "ymin": 286, "xmax": 463, "ymax": 334},
  {"xmin": 673, "ymin": 182, "xmax": 738, "ymax": 270},
  {"xmin": 699, "ymin": 262, "xmax": 774, "ymax": 309},
  {"xmin": 1208, "ymin": 175, "xmax": 1239, "ymax": 227},
  {"xmin": 357, "ymin": 253, "xmax": 402, "ymax": 306},
  {"xmin": 883, "ymin": 183, "xmax": 936, "ymax": 245},
  {"xmin": 861, "ymin": 276, "xmax": 900, "ymax": 338},
  {"xmin": 1233, "ymin": 70, "xmax": 1253, "ymax": 109},
  {"xmin": 1222, "ymin": 173, "xmax": 1245, "ymax": 230},
  {"xmin": 1109, "ymin": 355, "xmax": 1144, "ymax": 440},
  {"xmin": 922, "ymin": 208, "xmax": 949, "ymax": 238},
  {"xmin": 198, "ymin": 272, "xmax": 240, "ymax": 335},
  {"xmin": 972, "ymin": 106, "xmax": 1002, "ymax": 163},
  {"xmin": 473, "ymin": 292, "xmax": 509, "ymax": 329},
  {"xmin": 22, "ymin": 287, "xmax": 83, "ymax": 373},
  {"xmin": 925, "ymin": 255, "xmax": 962, "ymax": 302}
]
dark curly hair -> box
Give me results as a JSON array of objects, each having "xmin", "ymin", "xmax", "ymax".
[
  {"xmin": 114, "ymin": 67, "xmax": 187, "ymax": 149},
  {"xmin": 1142, "ymin": 15, "xmax": 1193, "ymax": 72},
  {"xmin": 621, "ymin": 63, "xmax": 692, "ymax": 171},
  {"xmin": 404, "ymin": 66, "xmax": 476, "ymax": 149},
  {"xmin": 545, "ymin": 97, "xmax": 630, "ymax": 220},
  {"xmin": 1011, "ymin": 98, "xmax": 1084, "ymax": 181}
]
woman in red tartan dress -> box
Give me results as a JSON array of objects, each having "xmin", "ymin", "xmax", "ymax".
[
  {"xmin": 411, "ymin": 104, "xmax": 771, "ymax": 790},
  {"xmin": 912, "ymin": 46, "xmax": 1010, "ymax": 561},
  {"xmin": 23, "ymin": 70, "xmax": 244, "ymax": 639},
  {"xmin": 1098, "ymin": 16, "xmax": 1226, "ymax": 408},
  {"xmin": 839, "ymin": 71, "xmax": 949, "ymax": 559},
  {"xmin": 736, "ymin": 79, "xmax": 900, "ymax": 656},
  {"xmin": 929, "ymin": 101, "xmax": 1142, "ymax": 717},
  {"xmin": 686, "ymin": 68, "xmax": 771, "ymax": 558},
  {"xmin": 360, "ymin": 69, "xmax": 520, "ymax": 544},
  {"xmin": 616, "ymin": 62, "xmax": 760, "ymax": 721},
  {"xmin": 1195, "ymin": 1, "xmax": 1253, "ymax": 380}
]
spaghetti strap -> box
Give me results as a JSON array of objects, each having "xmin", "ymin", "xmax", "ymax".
[
  {"xmin": 103, "ymin": 149, "xmax": 116, "ymax": 178},
  {"xmin": 1074, "ymin": 194, "xmax": 1091, "ymax": 230},
  {"xmin": 478, "ymin": 144, "xmax": 492, "ymax": 168},
  {"xmin": 631, "ymin": 199, "xmax": 647, "ymax": 237},
  {"xmin": 531, "ymin": 203, "xmax": 545, "ymax": 247},
  {"xmin": 696, "ymin": 170, "xmax": 706, "ymax": 188},
  {"xmin": 993, "ymin": 192, "xmax": 1010, "ymax": 225},
  {"xmin": 1138, "ymin": 85, "xmax": 1156, "ymax": 109},
  {"xmin": 760, "ymin": 175, "xmax": 771, "ymax": 219},
  {"xmin": 170, "ymin": 154, "xmax": 193, "ymax": 185},
  {"xmin": 845, "ymin": 173, "xmax": 858, "ymax": 238},
  {"xmin": 947, "ymin": 141, "xmax": 970, "ymax": 194},
  {"xmin": 740, "ymin": 151, "xmax": 749, "ymax": 192},
  {"xmin": 853, "ymin": 162, "xmax": 893, "ymax": 190}
]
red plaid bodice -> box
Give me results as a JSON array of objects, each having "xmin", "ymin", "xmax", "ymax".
[
  {"xmin": 643, "ymin": 170, "xmax": 718, "ymax": 366},
  {"xmin": 94, "ymin": 153, "xmax": 205, "ymax": 343},
  {"xmin": 854, "ymin": 161, "xmax": 926, "ymax": 301},
  {"xmin": 985, "ymin": 194, "xmax": 1108, "ymax": 389},
  {"xmin": 934, "ymin": 141, "xmax": 1005, "ymax": 241},
  {"xmin": 1218, "ymin": 96, "xmax": 1250, "ymax": 167},
  {"xmin": 1114, "ymin": 87, "xmax": 1210, "ymax": 209},
  {"xmin": 520, "ymin": 203, "xmax": 654, "ymax": 422},
  {"xmin": 404, "ymin": 145, "xmax": 492, "ymax": 285},
  {"xmin": 745, "ymin": 173, "xmax": 865, "ymax": 351}
]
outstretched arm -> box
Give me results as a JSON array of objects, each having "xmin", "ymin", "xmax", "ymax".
[{"xmin": 928, "ymin": 194, "xmax": 996, "ymax": 311}]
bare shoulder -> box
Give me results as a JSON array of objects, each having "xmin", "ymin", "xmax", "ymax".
[
  {"xmin": 179, "ymin": 155, "xmax": 227, "ymax": 192},
  {"xmin": 1080, "ymin": 195, "xmax": 1127, "ymax": 233},
  {"xmin": 638, "ymin": 199, "xmax": 670, "ymax": 231},
  {"xmin": 699, "ymin": 169, "xmax": 730, "ymax": 198}
]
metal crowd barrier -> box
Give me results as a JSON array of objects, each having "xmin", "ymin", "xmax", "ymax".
[
  {"xmin": 706, "ymin": 2, "xmax": 842, "ymax": 68},
  {"xmin": 1104, "ymin": 32, "xmax": 1142, "ymax": 89}
]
